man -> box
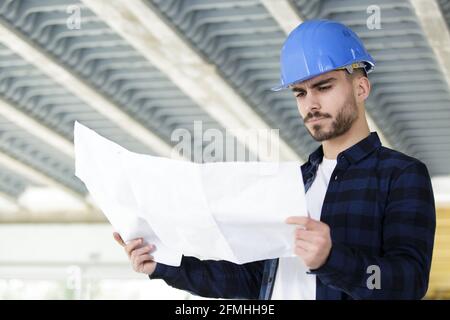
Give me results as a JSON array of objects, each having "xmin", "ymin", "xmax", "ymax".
[{"xmin": 113, "ymin": 19, "xmax": 436, "ymax": 299}]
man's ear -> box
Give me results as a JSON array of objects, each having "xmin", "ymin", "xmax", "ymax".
[{"xmin": 355, "ymin": 76, "xmax": 371, "ymax": 103}]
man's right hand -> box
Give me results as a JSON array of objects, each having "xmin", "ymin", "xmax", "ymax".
[{"xmin": 113, "ymin": 232, "xmax": 157, "ymax": 276}]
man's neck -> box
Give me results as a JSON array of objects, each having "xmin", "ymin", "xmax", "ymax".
[{"xmin": 322, "ymin": 124, "xmax": 370, "ymax": 160}]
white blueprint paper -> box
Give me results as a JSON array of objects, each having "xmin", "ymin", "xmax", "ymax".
[{"xmin": 74, "ymin": 121, "xmax": 308, "ymax": 267}]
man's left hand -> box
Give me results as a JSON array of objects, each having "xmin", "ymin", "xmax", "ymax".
[{"xmin": 286, "ymin": 216, "xmax": 332, "ymax": 270}]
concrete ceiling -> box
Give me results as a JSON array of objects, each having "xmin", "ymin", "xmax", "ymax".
[{"xmin": 0, "ymin": 0, "xmax": 449, "ymax": 221}]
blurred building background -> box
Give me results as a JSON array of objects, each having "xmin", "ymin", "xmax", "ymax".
[{"xmin": 0, "ymin": 0, "xmax": 449, "ymax": 299}]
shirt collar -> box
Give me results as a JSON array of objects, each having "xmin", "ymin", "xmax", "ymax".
[{"xmin": 307, "ymin": 132, "xmax": 382, "ymax": 166}]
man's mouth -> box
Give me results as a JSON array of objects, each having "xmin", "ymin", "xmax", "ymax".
[{"xmin": 308, "ymin": 117, "xmax": 326, "ymax": 123}]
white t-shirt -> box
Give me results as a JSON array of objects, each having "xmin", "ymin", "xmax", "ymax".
[{"xmin": 271, "ymin": 157, "xmax": 337, "ymax": 300}]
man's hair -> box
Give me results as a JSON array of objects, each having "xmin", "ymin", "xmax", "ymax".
[{"xmin": 346, "ymin": 68, "xmax": 367, "ymax": 80}]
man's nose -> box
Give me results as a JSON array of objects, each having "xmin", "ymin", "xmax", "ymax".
[{"xmin": 304, "ymin": 94, "xmax": 321, "ymax": 114}]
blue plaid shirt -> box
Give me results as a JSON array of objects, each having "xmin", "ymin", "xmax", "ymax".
[{"xmin": 150, "ymin": 132, "xmax": 436, "ymax": 300}]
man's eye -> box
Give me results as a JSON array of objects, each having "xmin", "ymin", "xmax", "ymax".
[
  {"xmin": 295, "ymin": 92, "xmax": 306, "ymax": 98},
  {"xmin": 318, "ymin": 86, "xmax": 331, "ymax": 91}
]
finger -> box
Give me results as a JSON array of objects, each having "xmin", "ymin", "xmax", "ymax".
[
  {"xmin": 307, "ymin": 218, "xmax": 329, "ymax": 232},
  {"xmin": 286, "ymin": 216, "xmax": 313, "ymax": 230},
  {"xmin": 286, "ymin": 216, "xmax": 309, "ymax": 226},
  {"xmin": 134, "ymin": 253, "xmax": 155, "ymax": 270},
  {"xmin": 135, "ymin": 253, "xmax": 154, "ymax": 265},
  {"xmin": 125, "ymin": 238, "xmax": 143, "ymax": 257},
  {"xmin": 287, "ymin": 216, "xmax": 325, "ymax": 231},
  {"xmin": 131, "ymin": 245, "xmax": 153, "ymax": 259},
  {"xmin": 113, "ymin": 232, "xmax": 126, "ymax": 247},
  {"xmin": 294, "ymin": 246, "xmax": 308, "ymax": 257},
  {"xmin": 295, "ymin": 229, "xmax": 320, "ymax": 242},
  {"xmin": 295, "ymin": 239, "xmax": 316, "ymax": 251}
]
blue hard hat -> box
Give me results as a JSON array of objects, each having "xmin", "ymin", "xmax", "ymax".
[{"xmin": 272, "ymin": 19, "xmax": 375, "ymax": 91}]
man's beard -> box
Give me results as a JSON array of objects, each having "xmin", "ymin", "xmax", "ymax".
[{"xmin": 305, "ymin": 98, "xmax": 359, "ymax": 142}]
